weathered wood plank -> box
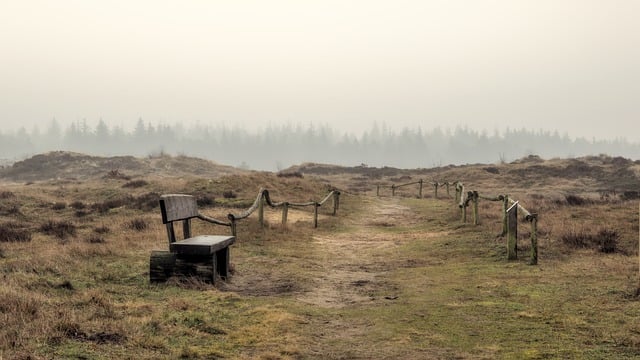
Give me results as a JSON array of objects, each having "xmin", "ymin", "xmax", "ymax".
[
  {"xmin": 159, "ymin": 194, "xmax": 198, "ymax": 223},
  {"xmin": 169, "ymin": 235, "xmax": 235, "ymax": 256},
  {"xmin": 507, "ymin": 201, "xmax": 518, "ymax": 260}
]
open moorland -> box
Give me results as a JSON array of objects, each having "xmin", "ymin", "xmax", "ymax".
[{"xmin": 1, "ymin": 152, "xmax": 639, "ymax": 359}]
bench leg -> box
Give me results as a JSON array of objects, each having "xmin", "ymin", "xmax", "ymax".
[
  {"xmin": 211, "ymin": 253, "xmax": 218, "ymax": 285},
  {"xmin": 216, "ymin": 247, "xmax": 230, "ymax": 279}
]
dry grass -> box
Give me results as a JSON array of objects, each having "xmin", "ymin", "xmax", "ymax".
[{"xmin": 0, "ymin": 154, "xmax": 639, "ymax": 359}]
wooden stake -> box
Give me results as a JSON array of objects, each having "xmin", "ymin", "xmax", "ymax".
[
  {"xmin": 507, "ymin": 201, "xmax": 518, "ymax": 260},
  {"xmin": 282, "ymin": 202, "xmax": 288, "ymax": 228},
  {"xmin": 530, "ymin": 214, "xmax": 538, "ymax": 265},
  {"xmin": 418, "ymin": 180, "xmax": 423, "ymax": 198},
  {"xmin": 258, "ymin": 195, "xmax": 264, "ymax": 227},
  {"xmin": 313, "ymin": 203, "xmax": 319, "ymax": 228}
]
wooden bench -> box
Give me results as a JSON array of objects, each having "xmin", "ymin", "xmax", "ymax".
[{"xmin": 150, "ymin": 194, "xmax": 235, "ymax": 284}]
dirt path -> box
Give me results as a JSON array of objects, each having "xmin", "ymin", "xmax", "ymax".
[{"xmin": 296, "ymin": 196, "xmax": 419, "ymax": 308}]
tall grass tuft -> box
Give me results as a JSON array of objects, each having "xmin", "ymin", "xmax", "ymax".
[{"xmin": 39, "ymin": 220, "xmax": 76, "ymax": 239}]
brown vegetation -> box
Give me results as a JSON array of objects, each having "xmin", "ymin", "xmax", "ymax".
[{"xmin": 0, "ymin": 152, "xmax": 638, "ymax": 358}]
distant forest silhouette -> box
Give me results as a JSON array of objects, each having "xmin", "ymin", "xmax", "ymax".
[{"xmin": 1, "ymin": 119, "xmax": 638, "ymax": 170}]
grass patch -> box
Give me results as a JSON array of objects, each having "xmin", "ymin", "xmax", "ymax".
[{"xmin": 39, "ymin": 220, "xmax": 77, "ymax": 239}]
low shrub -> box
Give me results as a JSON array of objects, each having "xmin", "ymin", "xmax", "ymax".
[
  {"xmin": 127, "ymin": 218, "xmax": 148, "ymax": 231},
  {"xmin": 561, "ymin": 228, "xmax": 619, "ymax": 253},
  {"xmin": 51, "ymin": 202, "xmax": 67, "ymax": 210},
  {"xmin": 620, "ymin": 191, "xmax": 640, "ymax": 201},
  {"xmin": 222, "ymin": 190, "xmax": 237, "ymax": 199},
  {"xmin": 595, "ymin": 229, "xmax": 619, "ymax": 253},
  {"xmin": 131, "ymin": 192, "xmax": 159, "ymax": 211},
  {"xmin": 0, "ymin": 222, "xmax": 32, "ymax": 242},
  {"xmin": 564, "ymin": 194, "xmax": 590, "ymax": 206},
  {"xmin": 122, "ymin": 179, "xmax": 149, "ymax": 188},
  {"xmin": 70, "ymin": 201, "xmax": 86, "ymax": 209},
  {"xmin": 94, "ymin": 225, "xmax": 110, "ymax": 234},
  {"xmin": 40, "ymin": 220, "xmax": 76, "ymax": 239},
  {"xmin": 86, "ymin": 235, "xmax": 106, "ymax": 244},
  {"xmin": 277, "ymin": 171, "xmax": 304, "ymax": 178},
  {"xmin": 0, "ymin": 191, "xmax": 15, "ymax": 199},
  {"xmin": 197, "ymin": 195, "xmax": 217, "ymax": 206}
]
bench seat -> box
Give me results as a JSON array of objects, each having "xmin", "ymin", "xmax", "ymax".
[{"xmin": 170, "ymin": 235, "xmax": 235, "ymax": 256}]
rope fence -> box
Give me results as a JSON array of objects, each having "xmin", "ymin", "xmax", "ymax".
[
  {"xmin": 380, "ymin": 179, "xmax": 538, "ymax": 265},
  {"xmin": 205, "ymin": 188, "xmax": 341, "ymax": 237}
]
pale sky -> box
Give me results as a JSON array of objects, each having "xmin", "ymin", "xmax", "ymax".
[{"xmin": 1, "ymin": 0, "xmax": 639, "ymax": 140}]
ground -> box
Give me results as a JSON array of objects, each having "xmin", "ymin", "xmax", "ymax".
[{"xmin": 0, "ymin": 152, "xmax": 639, "ymax": 359}]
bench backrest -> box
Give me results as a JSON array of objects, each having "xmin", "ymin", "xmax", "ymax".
[
  {"xmin": 159, "ymin": 194, "xmax": 199, "ymax": 243},
  {"xmin": 159, "ymin": 194, "xmax": 198, "ymax": 223}
]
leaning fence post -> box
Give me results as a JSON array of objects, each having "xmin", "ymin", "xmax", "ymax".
[
  {"xmin": 230, "ymin": 219, "xmax": 237, "ymax": 237},
  {"xmin": 258, "ymin": 194, "xmax": 264, "ymax": 227},
  {"xmin": 313, "ymin": 202, "xmax": 319, "ymax": 228},
  {"xmin": 472, "ymin": 191, "xmax": 479, "ymax": 225},
  {"xmin": 460, "ymin": 191, "xmax": 467, "ymax": 223},
  {"xmin": 282, "ymin": 202, "xmax": 289, "ymax": 228},
  {"xmin": 529, "ymin": 214, "xmax": 538, "ymax": 265},
  {"xmin": 501, "ymin": 195, "xmax": 509, "ymax": 236},
  {"xmin": 507, "ymin": 201, "xmax": 518, "ymax": 260},
  {"xmin": 418, "ymin": 180, "xmax": 423, "ymax": 198},
  {"xmin": 434, "ymin": 182, "xmax": 439, "ymax": 198}
]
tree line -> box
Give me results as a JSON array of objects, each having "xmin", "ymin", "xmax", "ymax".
[{"xmin": 1, "ymin": 118, "xmax": 638, "ymax": 170}]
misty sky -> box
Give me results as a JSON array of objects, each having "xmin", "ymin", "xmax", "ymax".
[{"xmin": 1, "ymin": 1, "xmax": 639, "ymax": 141}]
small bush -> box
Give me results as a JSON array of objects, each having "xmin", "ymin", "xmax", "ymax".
[
  {"xmin": 51, "ymin": 202, "xmax": 67, "ymax": 210},
  {"xmin": 104, "ymin": 169, "xmax": 131, "ymax": 180},
  {"xmin": 0, "ymin": 222, "xmax": 32, "ymax": 242},
  {"xmin": 596, "ymin": 229, "xmax": 618, "ymax": 253},
  {"xmin": 92, "ymin": 196, "xmax": 132, "ymax": 213},
  {"xmin": 94, "ymin": 225, "xmax": 110, "ymax": 234},
  {"xmin": 620, "ymin": 191, "xmax": 640, "ymax": 201},
  {"xmin": 74, "ymin": 210, "xmax": 90, "ymax": 218},
  {"xmin": 483, "ymin": 167, "xmax": 500, "ymax": 174},
  {"xmin": 197, "ymin": 195, "xmax": 216, "ymax": 206},
  {"xmin": 561, "ymin": 228, "xmax": 619, "ymax": 253},
  {"xmin": 222, "ymin": 190, "xmax": 237, "ymax": 199},
  {"xmin": 130, "ymin": 192, "xmax": 159, "ymax": 211},
  {"xmin": 0, "ymin": 191, "xmax": 15, "ymax": 199},
  {"xmin": 277, "ymin": 171, "xmax": 304, "ymax": 178},
  {"xmin": 122, "ymin": 179, "xmax": 149, "ymax": 188},
  {"xmin": 40, "ymin": 220, "xmax": 76, "ymax": 239},
  {"xmin": 86, "ymin": 235, "xmax": 106, "ymax": 244},
  {"xmin": 565, "ymin": 194, "xmax": 590, "ymax": 206},
  {"xmin": 70, "ymin": 201, "xmax": 86, "ymax": 209},
  {"xmin": 127, "ymin": 218, "xmax": 148, "ymax": 231},
  {"xmin": 561, "ymin": 230, "xmax": 591, "ymax": 248}
]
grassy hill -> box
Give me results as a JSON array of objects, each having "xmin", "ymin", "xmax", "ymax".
[{"xmin": 0, "ymin": 152, "xmax": 638, "ymax": 359}]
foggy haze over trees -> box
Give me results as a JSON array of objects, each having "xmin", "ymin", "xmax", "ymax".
[{"xmin": 1, "ymin": 119, "xmax": 638, "ymax": 171}]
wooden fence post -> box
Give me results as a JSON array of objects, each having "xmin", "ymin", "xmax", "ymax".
[
  {"xmin": 434, "ymin": 182, "xmax": 439, "ymax": 198},
  {"xmin": 472, "ymin": 191, "xmax": 479, "ymax": 225},
  {"xmin": 230, "ymin": 219, "xmax": 237, "ymax": 237},
  {"xmin": 529, "ymin": 214, "xmax": 538, "ymax": 265},
  {"xmin": 258, "ymin": 195, "xmax": 264, "ymax": 227},
  {"xmin": 455, "ymin": 185, "xmax": 461, "ymax": 204},
  {"xmin": 392, "ymin": 185, "xmax": 396, "ymax": 197},
  {"xmin": 502, "ymin": 195, "xmax": 509, "ymax": 236},
  {"xmin": 313, "ymin": 202, "xmax": 319, "ymax": 228},
  {"xmin": 507, "ymin": 201, "xmax": 518, "ymax": 260},
  {"xmin": 282, "ymin": 202, "xmax": 289, "ymax": 228},
  {"xmin": 333, "ymin": 191, "xmax": 340, "ymax": 215},
  {"xmin": 446, "ymin": 182, "xmax": 450, "ymax": 197},
  {"xmin": 377, "ymin": 185, "xmax": 380, "ymax": 197},
  {"xmin": 418, "ymin": 180, "xmax": 423, "ymax": 198}
]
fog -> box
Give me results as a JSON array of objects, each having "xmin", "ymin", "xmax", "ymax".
[{"xmin": 1, "ymin": 1, "xmax": 639, "ymax": 148}]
